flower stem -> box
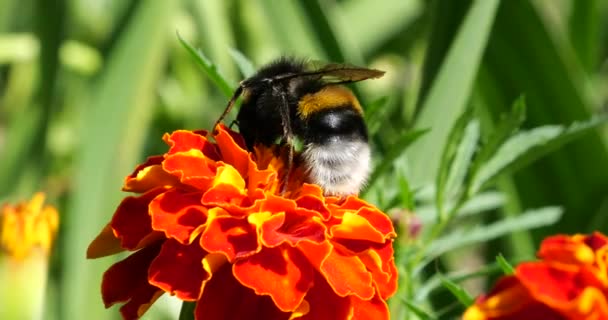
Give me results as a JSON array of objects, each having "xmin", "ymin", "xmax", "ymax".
[{"xmin": 178, "ymin": 301, "xmax": 196, "ymax": 320}]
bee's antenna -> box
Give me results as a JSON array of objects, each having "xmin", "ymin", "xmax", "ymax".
[{"xmin": 213, "ymin": 85, "xmax": 244, "ymax": 134}]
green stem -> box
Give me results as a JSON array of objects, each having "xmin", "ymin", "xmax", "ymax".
[{"xmin": 179, "ymin": 301, "xmax": 196, "ymax": 320}]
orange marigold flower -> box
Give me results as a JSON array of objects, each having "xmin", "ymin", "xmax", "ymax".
[
  {"xmin": 463, "ymin": 232, "xmax": 608, "ymax": 320},
  {"xmin": 87, "ymin": 125, "xmax": 398, "ymax": 320},
  {"xmin": 1, "ymin": 192, "xmax": 59, "ymax": 260}
]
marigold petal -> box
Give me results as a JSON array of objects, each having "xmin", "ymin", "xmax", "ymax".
[
  {"xmin": 350, "ymin": 293, "xmax": 390, "ymax": 320},
  {"xmin": 149, "ymin": 189, "xmax": 207, "ymax": 244},
  {"xmin": 462, "ymin": 276, "xmax": 564, "ymax": 320},
  {"xmin": 119, "ymin": 289, "xmax": 163, "ymax": 320},
  {"xmin": 295, "ymin": 195, "xmax": 331, "ymax": 220},
  {"xmin": 517, "ymin": 262, "xmax": 608, "ymax": 317},
  {"xmin": 164, "ymin": 130, "xmax": 219, "ymax": 159},
  {"xmin": 358, "ymin": 242, "xmax": 398, "ymax": 299},
  {"xmin": 318, "ymin": 247, "xmax": 374, "ymax": 299},
  {"xmin": 214, "ymin": 124, "xmax": 251, "ymax": 176},
  {"xmin": 201, "ymin": 209, "xmax": 259, "ymax": 261},
  {"xmin": 148, "ymin": 238, "xmax": 209, "ymax": 301},
  {"xmin": 87, "ymin": 224, "xmax": 124, "ymax": 258},
  {"xmin": 298, "ymin": 272, "xmax": 352, "ymax": 320},
  {"xmin": 331, "ymin": 212, "xmax": 386, "ymax": 244},
  {"xmin": 111, "ymin": 188, "xmax": 166, "ymax": 250},
  {"xmin": 101, "ymin": 242, "xmax": 162, "ymax": 308},
  {"xmin": 163, "ymin": 149, "xmax": 217, "ymax": 190},
  {"xmin": 123, "ymin": 156, "xmax": 179, "ymax": 192},
  {"xmin": 538, "ymin": 234, "xmax": 596, "ymax": 265},
  {"xmin": 233, "ymin": 246, "xmax": 314, "ymax": 312},
  {"xmin": 196, "ymin": 264, "xmax": 292, "ymax": 320},
  {"xmin": 260, "ymin": 212, "xmax": 326, "ymax": 248}
]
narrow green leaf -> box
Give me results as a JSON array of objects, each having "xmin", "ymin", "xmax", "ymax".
[
  {"xmin": 177, "ymin": 33, "xmax": 234, "ymax": 97},
  {"xmin": 365, "ymin": 128, "xmax": 428, "ymax": 190},
  {"xmin": 424, "ymin": 207, "xmax": 562, "ymax": 261},
  {"xmin": 228, "ymin": 48, "xmax": 256, "ymax": 78},
  {"xmin": 496, "ymin": 254, "xmax": 515, "ymax": 275},
  {"xmin": 417, "ymin": 191, "xmax": 504, "ymax": 223},
  {"xmin": 439, "ymin": 275, "xmax": 474, "ymax": 306},
  {"xmin": 61, "ymin": 2, "xmax": 176, "ymax": 319},
  {"xmin": 444, "ymin": 119, "xmax": 480, "ymax": 203},
  {"xmin": 365, "ymin": 96, "xmax": 389, "ymax": 135},
  {"xmin": 407, "ymin": 0, "xmax": 500, "ymax": 187},
  {"xmin": 470, "ymin": 114, "xmax": 608, "ymax": 194},
  {"xmin": 470, "ymin": 96, "xmax": 526, "ymax": 176},
  {"xmin": 416, "ymin": 263, "xmax": 502, "ymax": 301},
  {"xmin": 401, "ymin": 299, "xmax": 437, "ymax": 320},
  {"xmin": 435, "ymin": 109, "xmax": 473, "ymax": 217}
]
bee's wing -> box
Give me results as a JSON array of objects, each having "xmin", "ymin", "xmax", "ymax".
[
  {"xmin": 314, "ymin": 62, "xmax": 385, "ymax": 84},
  {"xmin": 276, "ymin": 61, "xmax": 385, "ymax": 84}
]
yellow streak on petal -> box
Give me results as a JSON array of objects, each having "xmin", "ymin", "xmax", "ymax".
[
  {"xmin": 123, "ymin": 165, "xmax": 178, "ymax": 192},
  {"xmin": 202, "ymin": 252, "xmax": 228, "ymax": 275},
  {"xmin": 213, "ymin": 165, "xmax": 246, "ymax": 190},
  {"xmin": 289, "ymin": 300, "xmax": 310, "ymax": 319},
  {"xmin": 462, "ymin": 305, "xmax": 487, "ymax": 320},
  {"xmin": 247, "ymin": 211, "xmax": 272, "ymax": 228}
]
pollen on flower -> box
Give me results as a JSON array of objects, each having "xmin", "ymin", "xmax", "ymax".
[{"xmin": 87, "ymin": 125, "xmax": 398, "ymax": 320}]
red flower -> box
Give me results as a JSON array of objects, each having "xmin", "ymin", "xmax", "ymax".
[
  {"xmin": 87, "ymin": 125, "xmax": 397, "ymax": 320},
  {"xmin": 463, "ymin": 232, "xmax": 608, "ymax": 320}
]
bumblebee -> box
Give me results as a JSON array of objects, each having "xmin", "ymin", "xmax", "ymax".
[{"xmin": 215, "ymin": 57, "xmax": 384, "ymax": 196}]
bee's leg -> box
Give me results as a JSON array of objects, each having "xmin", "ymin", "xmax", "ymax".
[
  {"xmin": 275, "ymin": 86, "xmax": 294, "ymax": 194},
  {"xmin": 213, "ymin": 84, "xmax": 244, "ymax": 134},
  {"xmin": 228, "ymin": 119, "xmax": 239, "ymax": 129}
]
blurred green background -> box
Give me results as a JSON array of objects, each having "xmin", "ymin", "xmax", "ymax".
[{"xmin": 0, "ymin": 0, "xmax": 607, "ymax": 319}]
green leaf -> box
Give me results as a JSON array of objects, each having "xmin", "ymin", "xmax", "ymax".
[
  {"xmin": 401, "ymin": 299, "xmax": 437, "ymax": 320},
  {"xmin": 439, "ymin": 275, "xmax": 474, "ymax": 306},
  {"xmin": 60, "ymin": 2, "xmax": 176, "ymax": 320},
  {"xmin": 228, "ymin": 48, "xmax": 256, "ymax": 78},
  {"xmin": 496, "ymin": 254, "xmax": 515, "ymax": 275},
  {"xmin": 177, "ymin": 33, "xmax": 234, "ymax": 97},
  {"xmin": 407, "ymin": 0, "xmax": 500, "ymax": 187},
  {"xmin": 469, "ymin": 114, "xmax": 608, "ymax": 194},
  {"xmin": 443, "ymin": 119, "xmax": 480, "ymax": 209},
  {"xmin": 424, "ymin": 207, "xmax": 562, "ymax": 263},
  {"xmin": 470, "ymin": 96, "xmax": 526, "ymax": 177},
  {"xmin": 435, "ymin": 110, "xmax": 473, "ymax": 216}
]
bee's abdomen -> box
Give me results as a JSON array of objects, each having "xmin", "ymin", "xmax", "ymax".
[{"xmin": 302, "ymin": 108, "xmax": 370, "ymax": 195}]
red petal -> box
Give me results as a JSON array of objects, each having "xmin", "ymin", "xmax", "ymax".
[
  {"xmin": 260, "ymin": 211, "xmax": 327, "ymax": 248},
  {"xmin": 517, "ymin": 262, "xmax": 603, "ymax": 304},
  {"xmin": 87, "ymin": 224, "xmax": 124, "ymax": 258},
  {"xmin": 119, "ymin": 289, "xmax": 163, "ymax": 320},
  {"xmin": 111, "ymin": 188, "xmax": 165, "ymax": 250},
  {"xmin": 538, "ymin": 235, "xmax": 596, "ymax": 265},
  {"xmin": 358, "ymin": 242, "xmax": 398, "ymax": 299},
  {"xmin": 123, "ymin": 156, "xmax": 180, "ymax": 193},
  {"xmin": 102, "ymin": 242, "xmax": 162, "ymax": 309},
  {"xmin": 195, "ymin": 264, "xmax": 291, "ymax": 320},
  {"xmin": 149, "ymin": 189, "xmax": 207, "ymax": 244},
  {"xmin": 299, "ymin": 272, "xmax": 352, "ymax": 320},
  {"xmin": 214, "ymin": 125, "xmax": 250, "ymax": 176},
  {"xmin": 350, "ymin": 294, "xmax": 390, "ymax": 320},
  {"xmin": 163, "ymin": 150, "xmax": 217, "ymax": 190},
  {"xmin": 164, "ymin": 130, "xmax": 219, "ymax": 160},
  {"xmin": 319, "ymin": 247, "xmax": 374, "ymax": 300},
  {"xmin": 148, "ymin": 238, "xmax": 209, "ymax": 300},
  {"xmin": 233, "ymin": 246, "xmax": 314, "ymax": 312},
  {"xmin": 295, "ymin": 195, "xmax": 331, "ymax": 220},
  {"xmin": 200, "ymin": 210, "xmax": 259, "ymax": 261}
]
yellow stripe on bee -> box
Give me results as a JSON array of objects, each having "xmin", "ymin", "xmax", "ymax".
[{"xmin": 297, "ymin": 85, "xmax": 363, "ymax": 118}]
